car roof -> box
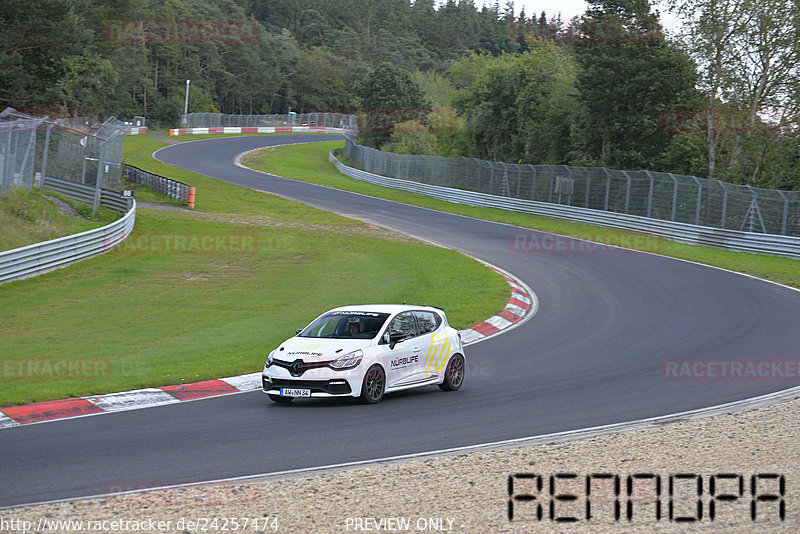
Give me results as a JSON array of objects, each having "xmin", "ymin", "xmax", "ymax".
[{"xmin": 326, "ymin": 304, "xmax": 444, "ymax": 316}]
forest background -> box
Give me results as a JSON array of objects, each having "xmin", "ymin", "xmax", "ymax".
[{"xmin": 2, "ymin": 0, "xmax": 798, "ymax": 189}]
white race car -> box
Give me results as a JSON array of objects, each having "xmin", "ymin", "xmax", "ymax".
[{"xmin": 262, "ymin": 305, "xmax": 465, "ymax": 404}]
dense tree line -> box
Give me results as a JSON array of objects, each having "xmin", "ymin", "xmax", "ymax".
[
  {"xmin": 1, "ymin": 0, "xmax": 515, "ymax": 123},
  {"xmin": 372, "ymin": 0, "xmax": 799, "ymax": 190},
  {"xmin": 1, "ymin": 0, "xmax": 797, "ymax": 189}
]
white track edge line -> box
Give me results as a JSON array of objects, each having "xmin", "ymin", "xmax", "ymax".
[{"xmin": 6, "ymin": 383, "xmax": 800, "ymax": 512}]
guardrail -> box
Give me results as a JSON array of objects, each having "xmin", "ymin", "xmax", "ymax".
[
  {"xmin": 0, "ymin": 200, "xmax": 136, "ymax": 285},
  {"xmin": 169, "ymin": 126, "xmax": 347, "ymax": 136},
  {"xmin": 43, "ymin": 176, "xmax": 130, "ymax": 212},
  {"xmin": 329, "ymin": 150, "xmax": 800, "ymax": 258},
  {"xmin": 124, "ymin": 164, "xmax": 194, "ymax": 207}
]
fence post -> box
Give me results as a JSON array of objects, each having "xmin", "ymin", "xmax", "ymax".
[
  {"xmin": 622, "ymin": 171, "xmax": 631, "ymax": 214},
  {"xmin": 777, "ymin": 190, "xmax": 788, "ymax": 235},
  {"xmin": 668, "ymin": 173, "xmax": 678, "ymax": 221},
  {"xmin": 92, "ymin": 139, "xmax": 106, "ymax": 216},
  {"xmin": 0, "ymin": 124, "xmax": 9, "ymax": 195},
  {"xmin": 21, "ymin": 121, "xmax": 39, "ymax": 189},
  {"xmin": 718, "ymin": 180, "xmax": 728, "ymax": 229},
  {"xmin": 583, "ymin": 167, "xmax": 591, "ymax": 208},
  {"xmin": 644, "ymin": 170, "xmax": 654, "ymax": 218},
  {"xmin": 692, "ymin": 176, "xmax": 702, "ymax": 225}
]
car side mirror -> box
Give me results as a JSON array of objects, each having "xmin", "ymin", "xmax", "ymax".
[
  {"xmin": 389, "ymin": 332, "xmax": 405, "ymax": 350},
  {"xmin": 296, "ymin": 329, "xmax": 303, "ymax": 335}
]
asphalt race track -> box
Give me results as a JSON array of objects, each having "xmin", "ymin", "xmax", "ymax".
[{"xmin": 2, "ymin": 134, "xmax": 799, "ymax": 508}]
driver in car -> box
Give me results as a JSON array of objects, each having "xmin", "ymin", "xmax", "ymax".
[{"xmin": 348, "ymin": 319, "xmax": 361, "ymax": 337}]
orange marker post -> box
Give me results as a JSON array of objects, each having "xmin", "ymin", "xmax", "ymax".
[{"xmin": 187, "ymin": 186, "xmax": 196, "ymax": 209}]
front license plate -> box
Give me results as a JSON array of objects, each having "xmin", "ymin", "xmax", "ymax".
[{"xmin": 280, "ymin": 388, "xmax": 311, "ymax": 397}]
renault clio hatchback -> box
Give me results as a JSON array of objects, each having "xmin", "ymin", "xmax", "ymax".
[{"xmin": 262, "ymin": 305, "xmax": 465, "ymax": 404}]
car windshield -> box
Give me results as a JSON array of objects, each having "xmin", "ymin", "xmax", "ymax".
[{"xmin": 298, "ymin": 311, "xmax": 390, "ymax": 339}]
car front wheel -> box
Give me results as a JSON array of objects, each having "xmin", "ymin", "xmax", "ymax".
[
  {"xmin": 360, "ymin": 364, "xmax": 385, "ymax": 404},
  {"xmin": 439, "ymin": 353, "xmax": 465, "ymax": 391}
]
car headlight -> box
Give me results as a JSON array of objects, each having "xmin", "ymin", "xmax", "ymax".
[
  {"xmin": 265, "ymin": 350, "xmax": 275, "ymax": 368},
  {"xmin": 329, "ymin": 349, "xmax": 363, "ymax": 370}
]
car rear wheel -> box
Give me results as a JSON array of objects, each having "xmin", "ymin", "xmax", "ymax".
[
  {"xmin": 439, "ymin": 353, "xmax": 465, "ymax": 391},
  {"xmin": 360, "ymin": 364, "xmax": 385, "ymax": 404},
  {"xmin": 268, "ymin": 394, "xmax": 294, "ymax": 404}
]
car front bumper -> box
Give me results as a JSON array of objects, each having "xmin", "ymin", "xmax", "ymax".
[{"xmin": 262, "ymin": 366, "xmax": 360, "ymax": 397}]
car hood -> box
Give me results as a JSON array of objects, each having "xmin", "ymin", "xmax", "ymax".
[{"xmin": 272, "ymin": 337, "xmax": 373, "ymax": 362}]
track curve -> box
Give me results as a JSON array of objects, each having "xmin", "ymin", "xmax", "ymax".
[{"xmin": 1, "ymin": 134, "xmax": 799, "ymax": 508}]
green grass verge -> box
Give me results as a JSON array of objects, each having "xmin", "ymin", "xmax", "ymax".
[
  {"xmin": 0, "ymin": 135, "xmax": 508, "ymax": 406},
  {"xmin": 243, "ymin": 142, "xmax": 800, "ymax": 289},
  {"xmin": 0, "ymin": 188, "xmax": 119, "ymax": 252}
]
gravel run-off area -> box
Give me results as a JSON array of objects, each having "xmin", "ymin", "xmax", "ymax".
[{"xmin": 5, "ymin": 390, "xmax": 799, "ymax": 534}]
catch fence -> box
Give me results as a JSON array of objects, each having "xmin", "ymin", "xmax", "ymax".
[
  {"xmin": 0, "ymin": 108, "xmax": 128, "ymax": 214},
  {"xmin": 344, "ymin": 136, "xmax": 800, "ymax": 237}
]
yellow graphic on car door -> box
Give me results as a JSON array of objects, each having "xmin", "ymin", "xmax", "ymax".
[{"xmin": 425, "ymin": 332, "xmax": 452, "ymax": 376}]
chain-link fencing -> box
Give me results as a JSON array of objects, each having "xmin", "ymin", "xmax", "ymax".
[
  {"xmin": 343, "ymin": 135, "xmax": 800, "ymax": 237},
  {"xmin": 180, "ymin": 111, "xmax": 799, "ymax": 236},
  {"xmin": 0, "ymin": 108, "xmax": 127, "ymax": 203}
]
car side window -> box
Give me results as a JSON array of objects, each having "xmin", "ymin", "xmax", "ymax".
[
  {"xmin": 389, "ymin": 311, "xmax": 417, "ymax": 340},
  {"xmin": 413, "ymin": 311, "xmax": 440, "ymax": 334}
]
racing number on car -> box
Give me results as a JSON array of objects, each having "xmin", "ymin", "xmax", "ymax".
[{"xmin": 424, "ymin": 332, "xmax": 452, "ymax": 376}]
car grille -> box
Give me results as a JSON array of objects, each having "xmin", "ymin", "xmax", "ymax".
[
  {"xmin": 263, "ymin": 376, "xmax": 352, "ymax": 395},
  {"xmin": 270, "ymin": 358, "xmax": 330, "ymax": 377}
]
